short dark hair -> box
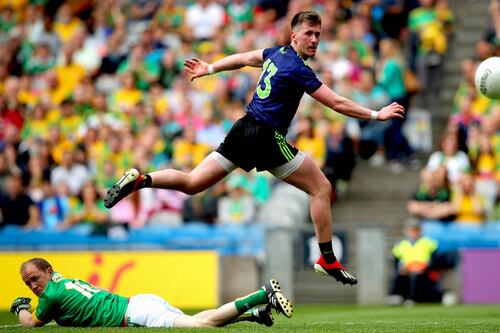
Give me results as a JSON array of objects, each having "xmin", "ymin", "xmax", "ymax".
[
  {"xmin": 20, "ymin": 258, "xmax": 53, "ymax": 273},
  {"xmin": 291, "ymin": 11, "xmax": 321, "ymax": 30}
]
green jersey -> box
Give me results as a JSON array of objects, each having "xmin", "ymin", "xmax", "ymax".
[{"xmin": 34, "ymin": 272, "xmax": 128, "ymax": 327}]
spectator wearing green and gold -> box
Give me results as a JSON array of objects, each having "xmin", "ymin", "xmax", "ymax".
[{"xmin": 409, "ymin": 0, "xmax": 449, "ymax": 111}]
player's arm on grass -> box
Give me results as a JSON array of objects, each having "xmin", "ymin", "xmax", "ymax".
[
  {"xmin": 184, "ymin": 49, "xmax": 264, "ymax": 81},
  {"xmin": 10, "ymin": 297, "xmax": 44, "ymax": 327},
  {"xmin": 310, "ymin": 84, "xmax": 405, "ymax": 121},
  {"xmin": 18, "ymin": 309, "xmax": 45, "ymax": 327}
]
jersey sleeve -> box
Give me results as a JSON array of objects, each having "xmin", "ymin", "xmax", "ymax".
[
  {"xmin": 291, "ymin": 63, "xmax": 322, "ymax": 94},
  {"xmin": 35, "ymin": 293, "xmax": 58, "ymax": 324},
  {"xmin": 263, "ymin": 46, "xmax": 281, "ymax": 60}
]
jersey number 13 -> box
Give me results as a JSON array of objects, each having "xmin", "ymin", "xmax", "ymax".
[{"xmin": 256, "ymin": 59, "xmax": 277, "ymax": 99}]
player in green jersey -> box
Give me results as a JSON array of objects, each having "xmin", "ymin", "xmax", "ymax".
[{"xmin": 11, "ymin": 257, "xmax": 293, "ymax": 328}]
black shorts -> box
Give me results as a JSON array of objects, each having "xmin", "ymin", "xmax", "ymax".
[{"xmin": 216, "ymin": 114, "xmax": 298, "ymax": 172}]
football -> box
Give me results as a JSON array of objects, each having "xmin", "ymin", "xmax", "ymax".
[{"xmin": 475, "ymin": 57, "xmax": 500, "ymax": 99}]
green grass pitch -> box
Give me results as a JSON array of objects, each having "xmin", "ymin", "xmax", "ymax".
[{"xmin": 1, "ymin": 304, "xmax": 499, "ymax": 332}]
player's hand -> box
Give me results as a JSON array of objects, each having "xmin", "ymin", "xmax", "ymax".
[
  {"xmin": 10, "ymin": 297, "xmax": 32, "ymax": 315},
  {"xmin": 184, "ymin": 58, "xmax": 210, "ymax": 82},
  {"xmin": 377, "ymin": 102, "xmax": 405, "ymax": 121}
]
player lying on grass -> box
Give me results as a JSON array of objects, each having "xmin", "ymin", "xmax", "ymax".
[
  {"xmin": 104, "ymin": 11, "xmax": 405, "ymax": 286},
  {"xmin": 11, "ymin": 257, "xmax": 292, "ymax": 328}
]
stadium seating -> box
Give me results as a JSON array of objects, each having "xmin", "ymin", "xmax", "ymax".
[
  {"xmin": 0, "ymin": 223, "xmax": 265, "ymax": 256},
  {"xmin": 422, "ymin": 220, "xmax": 500, "ymax": 252}
]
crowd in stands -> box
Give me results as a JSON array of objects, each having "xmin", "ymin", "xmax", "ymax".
[
  {"xmin": 0, "ymin": 0, "xmax": 454, "ymax": 233},
  {"xmin": 407, "ymin": 0, "xmax": 500, "ymax": 226}
]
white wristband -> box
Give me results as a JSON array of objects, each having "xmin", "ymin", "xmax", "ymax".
[
  {"xmin": 208, "ymin": 64, "xmax": 215, "ymax": 74},
  {"xmin": 370, "ymin": 110, "xmax": 379, "ymax": 120}
]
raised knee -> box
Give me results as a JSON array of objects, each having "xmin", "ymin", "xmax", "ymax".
[{"xmin": 316, "ymin": 178, "xmax": 332, "ymax": 198}]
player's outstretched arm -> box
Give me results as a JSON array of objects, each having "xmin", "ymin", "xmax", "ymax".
[
  {"xmin": 184, "ymin": 49, "xmax": 264, "ymax": 81},
  {"xmin": 310, "ymin": 84, "xmax": 405, "ymax": 121},
  {"xmin": 10, "ymin": 297, "xmax": 43, "ymax": 327}
]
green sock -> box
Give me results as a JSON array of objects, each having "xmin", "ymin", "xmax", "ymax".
[{"xmin": 234, "ymin": 289, "xmax": 267, "ymax": 314}]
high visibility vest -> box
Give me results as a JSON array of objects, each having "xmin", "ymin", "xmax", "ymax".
[{"xmin": 392, "ymin": 237, "xmax": 437, "ymax": 270}]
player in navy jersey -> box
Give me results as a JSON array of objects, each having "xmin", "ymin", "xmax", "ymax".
[{"xmin": 104, "ymin": 11, "xmax": 405, "ymax": 285}]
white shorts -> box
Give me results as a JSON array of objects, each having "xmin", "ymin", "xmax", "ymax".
[{"xmin": 126, "ymin": 294, "xmax": 184, "ymax": 327}]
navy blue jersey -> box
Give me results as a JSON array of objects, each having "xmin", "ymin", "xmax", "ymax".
[{"xmin": 246, "ymin": 45, "xmax": 322, "ymax": 134}]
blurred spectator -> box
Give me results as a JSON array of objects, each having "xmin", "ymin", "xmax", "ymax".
[
  {"xmin": 324, "ymin": 119, "xmax": 356, "ymax": 198},
  {"xmin": 487, "ymin": 190, "xmax": 500, "ymax": 221},
  {"xmin": 196, "ymin": 108, "xmax": 225, "ymax": 149},
  {"xmin": 152, "ymin": 0, "xmax": 185, "ymax": 35},
  {"xmin": 117, "ymin": 44, "xmax": 160, "ymax": 91},
  {"xmin": 407, "ymin": 167, "xmax": 455, "ymax": 222},
  {"xmin": 351, "ymin": 69, "xmax": 390, "ymax": 166},
  {"xmin": 294, "ymin": 115, "xmax": 326, "ymax": 168},
  {"xmin": 376, "ymin": 38, "xmax": 411, "ymax": 173},
  {"xmin": 451, "ymin": 173, "xmax": 486, "ymax": 225},
  {"xmin": 172, "ymin": 125, "xmax": 211, "ymax": 169},
  {"xmin": 227, "ymin": 0, "xmax": 254, "ymax": 38},
  {"xmin": 22, "ymin": 42, "xmax": 55, "ymax": 75},
  {"xmin": 96, "ymin": 30, "xmax": 127, "ymax": 78},
  {"xmin": 24, "ymin": 151, "xmax": 51, "ymax": 202},
  {"xmin": 486, "ymin": 0, "xmax": 500, "ymax": 47},
  {"xmin": 21, "ymin": 104, "xmax": 50, "ymax": 141},
  {"xmin": 0, "ymin": 149, "xmax": 19, "ymax": 192},
  {"xmin": 425, "ymin": 131, "xmax": 470, "ymax": 186},
  {"xmin": 52, "ymin": 4, "xmax": 84, "ymax": 44},
  {"xmin": 158, "ymin": 49, "xmax": 181, "ymax": 89},
  {"xmin": 111, "ymin": 72, "xmax": 143, "ymax": 112},
  {"xmin": 147, "ymin": 188, "xmax": 188, "ymax": 226},
  {"xmin": 182, "ymin": 182, "xmax": 223, "ymax": 225},
  {"xmin": 51, "ymin": 150, "xmax": 90, "ymax": 196},
  {"xmin": 38, "ymin": 179, "xmax": 71, "ymax": 230},
  {"xmin": 127, "ymin": 0, "xmax": 161, "ymax": 27},
  {"xmin": 0, "ymin": 172, "xmax": 40, "ymax": 229},
  {"xmin": 469, "ymin": 130, "xmax": 498, "ymax": 211},
  {"xmin": 218, "ymin": 180, "xmax": 256, "ymax": 225},
  {"xmin": 185, "ymin": 0, "xmax": 225, "ymax": 42},
  {"xmin": 58, "ymin": 99, "xmax": 83, "ymax": 142},
  {"xmin": 409, "ymin": 0, "xmax": 448, "ymax": 111},
  {"xmin": 379, "ymin": 0, "xmax": 409, "ymax": 39},
  {"xmin": 226, "ymin": 170, "xmax": 271, "ymax": 205},
  {"xmin": 388, "ymin": 218, "xmax": 443, "ymax": 305},
  {"xmin": 65, "ymin": 181, "xmax": 109, "ymax": 231}
]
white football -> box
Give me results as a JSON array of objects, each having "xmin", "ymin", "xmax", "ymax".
[{"xmin": 475, "ymin": 57, "xmax": 500, "ymax": 99}]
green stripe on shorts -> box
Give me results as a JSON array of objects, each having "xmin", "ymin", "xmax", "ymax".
[{"xmin": 275, "ymin": 131, "xmax": 294, "ymax": 161}]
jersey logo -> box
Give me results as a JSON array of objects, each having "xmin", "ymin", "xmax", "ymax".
[
  {"xmin": 256, "ymin": 59, "xmax": 278, "ymax": 99},
  {"xmin": 279, "ymin": 47, "xmax": 287, "ymax": 54},
  {"xmin": 52, "ymin": 272, "xmax": 63, "ymax": 283}
]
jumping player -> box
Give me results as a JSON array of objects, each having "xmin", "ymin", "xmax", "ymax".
[{"xmin": 104, "ymin": 11, "xmax": 405, "ymax": 285}]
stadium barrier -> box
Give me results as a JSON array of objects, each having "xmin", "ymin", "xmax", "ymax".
[
  {"xmin": 0, "ymin": 250, "xmax": 219, "ymax": 310},
  {"xmin": 0, "ymin": 223, "xmax": 266, "ymax": 310}
]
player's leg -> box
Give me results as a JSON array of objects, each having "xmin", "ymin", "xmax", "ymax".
[
  {"xmin": 104, "ymin": 152, "xmax": 232, "ymax": 208},
  {"xmin": 280, "ymin": 154, "xmax": 357, "ymax": 285},
  {"xmin": 175, "ymin": 279, "xmax": 292, "ymax": 328},
  {"xmin": 175, "ymin": 287, "xmax": 268, "ymax": 327},
  {"xmin": 224, "ymin": 304, "xmax": 274, "ymax": 327}
]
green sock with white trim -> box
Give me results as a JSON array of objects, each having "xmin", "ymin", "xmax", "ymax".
[{"xmin": 234, "ymin": 289, "xmax": 267, "ymax": 314}]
